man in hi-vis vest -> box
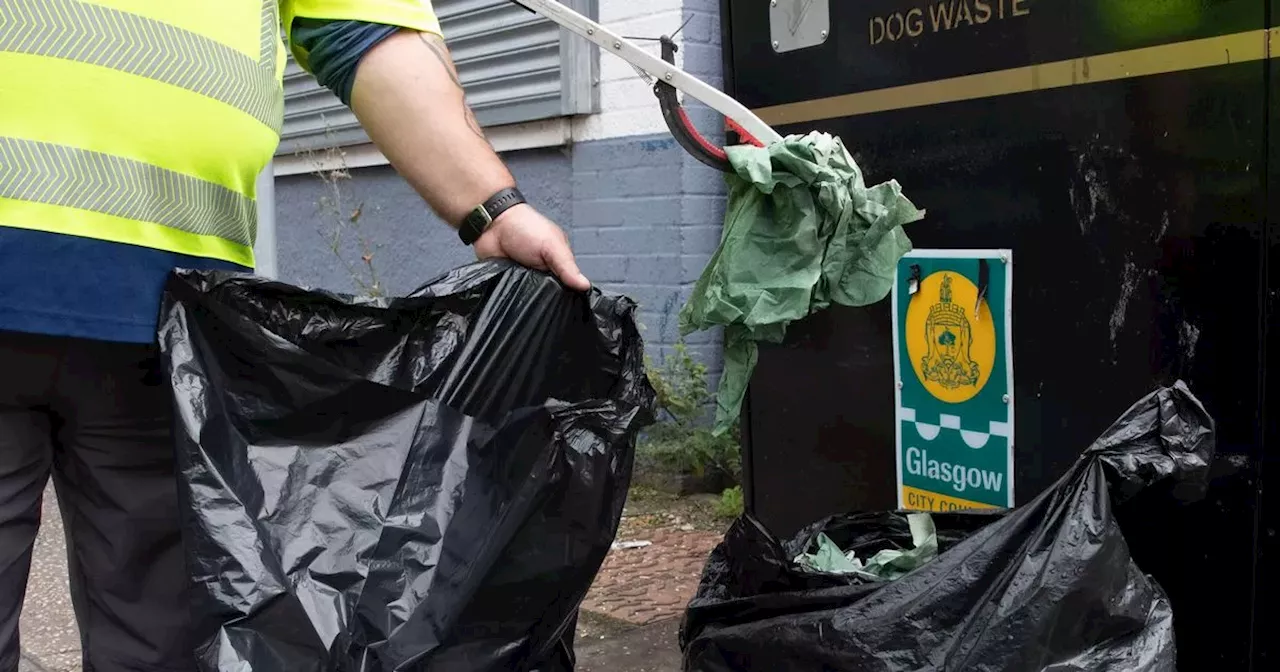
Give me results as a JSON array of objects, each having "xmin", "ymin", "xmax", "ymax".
[{"xmin": 0, "ymin": 2, "xmax": 592, "ymax": 669}]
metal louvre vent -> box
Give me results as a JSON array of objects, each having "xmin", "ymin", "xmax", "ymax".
[{"xmin": 277, "ymin": 0, "xmax": 597, "ymax": 157}]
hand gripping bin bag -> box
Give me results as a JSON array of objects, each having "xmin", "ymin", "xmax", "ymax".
[
  {"xmin": 156, "ymin": 259, "xmax": 657, "ymax": 672},
  {"xmin": 679, "ymin": 382, "xmax": 1214, "ymax": 672}
]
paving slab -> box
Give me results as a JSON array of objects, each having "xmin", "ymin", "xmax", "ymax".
[
  {"xmin": 18, "ymin": 655, "xmax": 46, "ymax": 672},
  {"xmin": 575, "ymin": 617, "xmax": 684, "ymax": 672},
  {"xmin": 19, "ymin": 486, "xmax": 79, "ymax": 672}
]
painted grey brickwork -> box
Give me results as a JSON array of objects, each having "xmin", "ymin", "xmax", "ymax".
[
  {"xmin": 567, "ymin": 0, "xmax": 728, "ymax": 374},
  {"xmin": 569, "ymin": 135, "xmax": 725, "ymax": 376},
  {"xmin": 274, "ymin": 131, "xmax": 728, "ymax": 378},
  {"xmin": 274, "ymin": 0, "xmax": 728, "ymax": 377},
  {"xmin": 274, "ymin": 147, "xmax": 572, "ymax": 296}
]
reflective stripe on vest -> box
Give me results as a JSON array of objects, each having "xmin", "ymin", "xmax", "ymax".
[
  {"xmin": 0, "ymin": 137, "xmax": 257, "ymax": 244},
  {"xmin": 0, "ymin": 0, "xmax": 286, "ymax": 266}
]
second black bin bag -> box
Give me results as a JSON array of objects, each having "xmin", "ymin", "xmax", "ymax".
[
  {"xmin": 156, "ymin": 260, "xmax": 657, "ymax": 671},
  {"xmin": 679, "ymin": 382, "xmax": 1214, "ymax": 672}
]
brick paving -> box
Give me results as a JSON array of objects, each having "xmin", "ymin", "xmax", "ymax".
[{"xmin": 580, "ymin": 526, "xmax": 722, "ymax": 625}]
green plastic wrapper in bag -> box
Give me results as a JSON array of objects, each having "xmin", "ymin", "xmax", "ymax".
[
  {"xmin": 795, "ymin": 513, "xmax": 939, "ymax": 581},
  {"xmin": 678, "ymin": 132, "xmax": 925, "ymax": 433}
]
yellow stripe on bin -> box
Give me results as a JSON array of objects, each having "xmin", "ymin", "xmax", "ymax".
[{"xmin": 755, "ymin": 29, "xmax": 1280, "ymax": 127}]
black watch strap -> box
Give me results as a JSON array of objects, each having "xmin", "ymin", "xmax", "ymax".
[{"xmin": 459, "ymin": 186, "xmax": 526, "ymax": 245}]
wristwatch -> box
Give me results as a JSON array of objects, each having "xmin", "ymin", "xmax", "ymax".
[{"xmin": 458, "ymin": 186, "xmax": 527, "ymax": 245}]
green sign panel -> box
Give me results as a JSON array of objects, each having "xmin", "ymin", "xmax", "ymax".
[{"xmin": 892, "ymin": 249, "xmax": 1014, "ymax": 512}]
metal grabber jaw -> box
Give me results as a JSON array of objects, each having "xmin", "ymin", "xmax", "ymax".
[{"xmin": 506, "ymin": 0, "xmax": 783, "ymax": 172}]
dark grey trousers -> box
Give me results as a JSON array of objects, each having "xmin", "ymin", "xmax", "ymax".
[{"xmin": 0, "ymin": 330, "xmax": 193, "ymax": 672}]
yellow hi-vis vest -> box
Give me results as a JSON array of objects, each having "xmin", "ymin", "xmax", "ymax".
[{"xmin": 0, "ymin": 0, "xmax": 442, "ymax": 268}]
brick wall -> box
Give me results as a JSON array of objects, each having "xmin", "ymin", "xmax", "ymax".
[
  {"xmin": 570, "ymin": 136, "xmax": 725, "ymax": 370},
  {"xmin": 570, "ymin": 0, "xmax": 728, "ymax": 378},
  {"xmin": 572, "ymin": 0, "xmax": 726, "ymax": 143},
  {"xmin": 275, "ymin": 148, "xmax": 571, "ymax": 296},
  {"xmin": 573, "ymin": 0, "xmax": 684, "ymax": 142}
]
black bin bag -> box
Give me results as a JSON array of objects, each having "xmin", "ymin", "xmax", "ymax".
[
  {"xmin": 156, "ymin": 259, "xmax": 657, "ymax": 672},
  {"xmin": 679, "ymin": 382, "xmax": 1214, "ymax": 672}
]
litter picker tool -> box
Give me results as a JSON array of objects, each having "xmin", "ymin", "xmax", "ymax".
[
  {"xmin": 506, "ymin": 0, "xmax": 783, "ymax": 171},
  {"xmin": 509, "ymin": 2, "xmax": 926, "ymax": 441}
]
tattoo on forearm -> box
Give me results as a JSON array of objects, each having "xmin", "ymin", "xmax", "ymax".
[{"xmin": 418, "ymin": 33, "xmax": 488, "ymax": 142}]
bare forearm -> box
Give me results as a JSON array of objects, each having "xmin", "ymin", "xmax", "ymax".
[
  {"xmin": 348, "ymin": 29, "xmax": 512, "ymax": 227},
  {"xmin": 345, "ymin": 28, "xmax": 590, "ymax": 291}
]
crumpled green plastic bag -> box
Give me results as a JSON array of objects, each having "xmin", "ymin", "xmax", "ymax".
[
  {"xmin": 679, "ymin": 131, "xmax": 925, "ymax": 434},
  {"xmin": 795, "ymin": 513, "xmax": 939, "ymax": 581}
]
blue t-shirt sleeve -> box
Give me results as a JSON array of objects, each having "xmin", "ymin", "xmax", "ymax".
[{"xmin": 293, "ymin": 19, "xmax": 402, "ymax": 106}]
